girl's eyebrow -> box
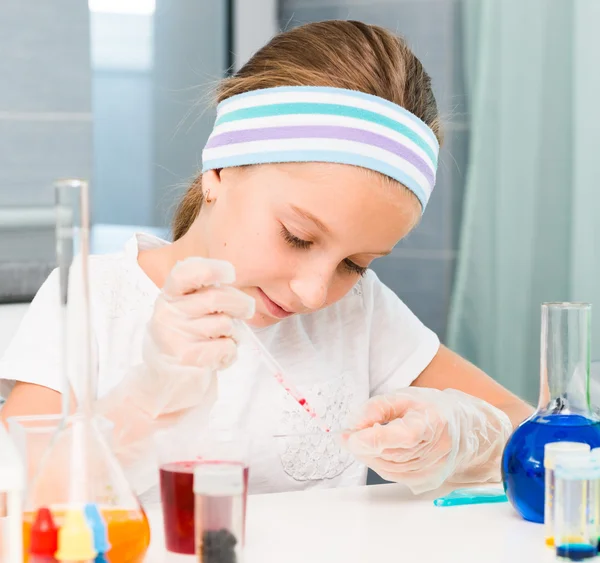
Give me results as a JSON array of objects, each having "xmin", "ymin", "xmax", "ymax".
[
  {"xmin": 289, "ymin": 204, "xmax": 330, "ymax": 234},
  {"xmin": 290, "ymin": 205, "xmax": 393, "ymax": 256}
]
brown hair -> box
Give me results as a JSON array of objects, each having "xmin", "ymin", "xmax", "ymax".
[{"xmin": 172, "ymin": 20, "xmax": 442, "ymax": 240}]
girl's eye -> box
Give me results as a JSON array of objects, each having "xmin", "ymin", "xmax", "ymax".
[
  {"xmin": 281, "ymin": 225, "xmax": 312, "ymax": 249},
  {"xmin": 281, "ymin": 224, "xmax": 367, "ymax": 276},
  {"xmin": 343, "ymin": 259, "xmax": 367, "ymax": 277}
]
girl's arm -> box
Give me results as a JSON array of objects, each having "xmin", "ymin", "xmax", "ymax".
[
  {"xmin": 1, "ymin": 382, "xmax": 63, "ymax": 425},
  {"xmin": 411, "ymin": 344, "xmax": 534, "ymax": 428}
]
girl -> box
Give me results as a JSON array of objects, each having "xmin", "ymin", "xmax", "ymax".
[{"xmin": 0, "ymin": 20, "xmax": 531, "ymax": 499}]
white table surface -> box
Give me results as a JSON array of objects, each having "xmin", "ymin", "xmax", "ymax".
[{"xmin": 143, "ymin": 483, "xmax": 554, "ymax": 563}]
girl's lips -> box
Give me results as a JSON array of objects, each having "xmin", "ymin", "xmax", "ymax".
[{"xmin": 257, "ymin": 288, "xmax": 293, "ymax": 319}]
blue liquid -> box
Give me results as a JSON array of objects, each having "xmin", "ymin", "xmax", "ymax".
[
  {"xmin": 501, "ymin": 413, "xmax": 600, "ymax": 523},
  {"xmin": 556, "ymin": 544, "xmax": 598, "ymax": 561}
]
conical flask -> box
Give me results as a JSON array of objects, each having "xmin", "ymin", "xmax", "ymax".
[
  {"xmin": 22, "ymin": 179, "xmax": 150, "ymax": 562},
  {"xmin": 501, "ymin": 302, "xmax": 600, "ymax": 523}
]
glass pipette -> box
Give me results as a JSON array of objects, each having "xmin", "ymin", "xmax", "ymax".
[
  {"xmin": 236, "ymin": 321, "xmax": 331, "ymax": 433},
  {"xmin": 272, "ymin": 429, "xmax": 347, "ymax": 439},
  {"xmin": 271, "ymin": 422, "xmax": 391, "ymax": 439}
]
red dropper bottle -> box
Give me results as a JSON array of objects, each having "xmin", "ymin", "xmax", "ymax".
[{"xmin": 30, "ymin": 507, "xmax": 59, "ymax": 562}]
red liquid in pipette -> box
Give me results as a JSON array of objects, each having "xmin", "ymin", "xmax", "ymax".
[
  {"xmin": 241, "ymin": 322, "xmax": 330, "ymax": 432},
  {"xmin": 273, "ymin": 372, "xmax": 325, "ymax": 423}
]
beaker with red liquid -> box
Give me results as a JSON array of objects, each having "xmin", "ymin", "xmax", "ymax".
[{"xmin": 156, "ymin": 431, "xmax": 249, "ymax": 556}]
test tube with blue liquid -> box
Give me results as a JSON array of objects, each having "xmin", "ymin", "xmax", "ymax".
[{"xmin": 554, "ymin": 455, "xmax": 600, "ymax": 561}]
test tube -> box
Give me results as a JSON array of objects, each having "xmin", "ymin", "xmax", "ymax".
[
  {"xmin": 194, "ymin": 464, "xmax": 245, "ymax": 563},
  {"xmin": 591, "ymin": 448, "xmax": 600, "ymax": 549},
  {"xmin": 0, "ymin": 423, "xmax": 24, "ymax": 563},
  {"xmin": 544, "ymin": 442, "xmax": 591, "ymax": 546},
  {"xmin": 554, "ymin": 455, "xmax": 600, "ymax": 561}
]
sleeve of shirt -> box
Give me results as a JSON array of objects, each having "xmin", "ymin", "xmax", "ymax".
[
  {"xmin": 363, "ymin": 269, "xmax": 440, "ymax": 396},
  {"xmin": 0, "ymin": 269, "xmax": 63, "ymax": 398}
]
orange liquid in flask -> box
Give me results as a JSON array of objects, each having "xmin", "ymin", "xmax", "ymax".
[{"xmin": 22, "ymin": 507, "xmax": 151, "ymax": 562}]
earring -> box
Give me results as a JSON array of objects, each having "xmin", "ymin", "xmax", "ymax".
[{"xmin": 204, "ymin": 189, "xmax": 213, "ymax": 203}]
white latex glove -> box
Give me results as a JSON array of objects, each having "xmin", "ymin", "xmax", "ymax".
[
  {"xmin": 94, "ymin": 257, "xmax": 255, "ymax": 489},
  {"xmin": 138, "ymin": 256, "xmax": 256, "ymax": 417},
  {"xmin": 342, "ymin": 387, "xmax": 513, "ymax": 494}
]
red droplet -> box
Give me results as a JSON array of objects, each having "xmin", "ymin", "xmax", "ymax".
[
  {"xmin": 298, "ymin": 398, "xmax": 307, "ymax": 406},
  {"xmin": 30, "ymin": 507, "xmax": 58, "ymax": 556}
]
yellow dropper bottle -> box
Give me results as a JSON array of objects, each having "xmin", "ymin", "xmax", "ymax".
[{"xmin": 55, "ymin": 508, "xmax": 97, "ymax": 563}]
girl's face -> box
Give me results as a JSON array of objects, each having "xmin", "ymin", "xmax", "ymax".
[{"xmin": 182, "ymin": 163, "xmax": 421, "ymax": 327}]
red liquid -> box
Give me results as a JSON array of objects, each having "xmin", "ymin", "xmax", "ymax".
[
  {"xmin": 159, "ymin": 460, "xmax": 249, "ymax": 555},
  {"xmin": 273, "ymin": 372, "xmax": 323, "ymax": 423}
]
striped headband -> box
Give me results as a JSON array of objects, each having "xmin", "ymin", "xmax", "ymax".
[{"xmin": 202, "ymin": 86, "xmax": 439, "ymax": 210}]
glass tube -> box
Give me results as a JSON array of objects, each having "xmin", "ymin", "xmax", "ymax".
[
  {"xmin": 0, "ymin": 424, "xmax": 24, "ymax": 563},
  {"xmin": 55, "ymin": 179, "xmax": 101, "ymax": 420},
  {"xmin": 194, "ymin": 464, "xmax": 245, "ymax": 563},
  {"xmin": 591, "ymin": 448, "xmax": 600, "ymax": 549},
  {"xmin": 554, "ymin": 456, "xmax": 600, "ymax": 561},
  {"xmin": 544, "ymin": 442, "xmax": 591, "ymax": 546},
  {"xmin": 539, "ymin": 303, "xmax": 593, "ymax": 416}
]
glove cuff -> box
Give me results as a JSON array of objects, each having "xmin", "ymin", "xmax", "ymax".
[{"xmin": 443, "ymin": 389, "xmax": 513, "ymax": 484}]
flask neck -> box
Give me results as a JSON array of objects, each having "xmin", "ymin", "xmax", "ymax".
[{"xmin": 538, "ymin": 303, "xmax": 595, "ymax": 417}]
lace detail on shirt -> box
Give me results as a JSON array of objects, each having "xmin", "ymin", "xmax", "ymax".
[
  {"xmin": 278, "ymin": 372, "xmax": 355, "ymax": 481},
  {"xmin": 92, "ymin": 255, "xmax": 155, "ymax": 320}
]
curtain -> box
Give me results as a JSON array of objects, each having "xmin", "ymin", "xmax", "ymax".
[{"xmin": 448, "ymin": 0, "xmax": 600, "ymax": 403}]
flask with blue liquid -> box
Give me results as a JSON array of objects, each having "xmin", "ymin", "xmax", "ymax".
[{"xmin": 502, "ymin": 302, "xmax": 600, "ymax": 523}]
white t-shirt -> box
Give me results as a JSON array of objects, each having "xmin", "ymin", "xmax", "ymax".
[{"xmin": 0, "ymin": 233, "xmax": 439, "ymax": 497}]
